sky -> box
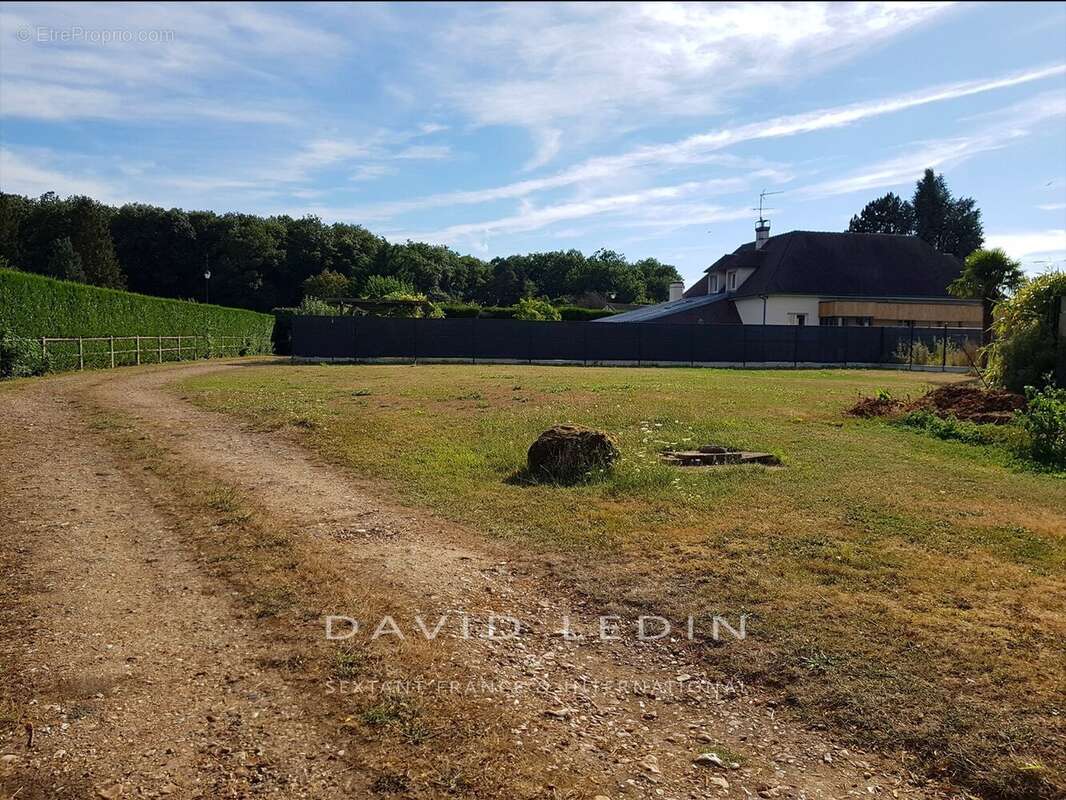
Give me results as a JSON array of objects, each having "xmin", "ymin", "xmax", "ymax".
[{"xmin": 1, "ymin": 1, "xmax": 1064, "ymax": 288}]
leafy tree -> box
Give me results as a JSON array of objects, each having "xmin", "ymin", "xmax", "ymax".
[
  {"xmin": 948, "ymin": 247, "xmax": 1025, "ymax": 346},
  {"xmin": 302, "ymin": 268, "xmax": 350, "ymax": 300},
  {"xmin": 1, "ymin": 190, "xmax": 682, "ymax": 312},
  {"xmin": 68, "ymin": 196, "xmax": 124, "ymax": 288},
  {"xmin": 984, "ymin": 270, "xmax": 1066, "ymax": 392},
  {"xmin": 940, "ymin": 196, "xmax": 984, "ymax": 262},
  {"xmin": 633, "ymin": 257, "xmax": 683, "ymax": 302},
  {"xmin": 480, "ymin": 259, "xmax": 535, "ymax": 306},
  {"xmin": 362, "ymin": 274, "xmax": 414, "ymax": 298},
  {"xmin": 280, "ymin": 215, "xmax": 335, "ymax": 294},
  {"xmin": 847, "ymin": 192, "xmax": 915, "ymax": 235},
  {"xmin": 513, "ymin": 297, "xmax": 562, "ymax": 321},
  {"xmin": 912, "ymin": 169, "xmax": 983, "ymax": 259},
  {"xmin": 0, "ymin": 193, "xmax": 31, "ymax": 267},
  {"xmin": 112, "ymin": 204, "xmax": 198, "ymax": 298},
  {"xmin": 331, "ymin": 222, "xmax": 384, "ymax": 287},
  {"xmin": 45, "ymin": 237, "xmax": 85, "ymax": 282},
  {"xmin": 847, "ymin": 171, "xmax": 984, "ymax": 260}
]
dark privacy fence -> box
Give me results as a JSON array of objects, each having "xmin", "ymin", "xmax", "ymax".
[{"xmin": 292, "ymin": 315, "xmax": 980, "ymax": 370}]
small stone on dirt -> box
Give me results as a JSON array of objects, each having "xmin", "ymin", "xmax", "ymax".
[
  {"xmin": 544, "ymin": 708, "xmax": 574, "ymax": 720},
  {"xmin": 694, "ymin": 752, "xmax": 726, "ymax": 768}
]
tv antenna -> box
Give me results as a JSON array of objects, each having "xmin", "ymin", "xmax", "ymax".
[{"xmin": 752, "ymin": 189, "xmax": 783, "ymax": 225}]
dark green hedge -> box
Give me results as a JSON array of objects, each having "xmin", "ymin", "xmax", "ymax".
[{"xmin": 1, "ymin": 268, "xmax": 274, "ymax": 340}]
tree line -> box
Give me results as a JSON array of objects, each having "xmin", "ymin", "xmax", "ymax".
[
  {"xmin": 847, "ymin": 168, "xmax": 984, "ymax": 259},
  {"xmin": 0, "ymin": 192, "xmax": 682, "ymax": 312}
]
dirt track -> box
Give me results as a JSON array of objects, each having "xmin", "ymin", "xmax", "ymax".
[{"xmin": 0, "ymin": 360, "xmax": 952, "ymax": 799}]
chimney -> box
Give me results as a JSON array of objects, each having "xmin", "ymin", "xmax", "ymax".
[
  {"xmin": 668, "ymin": 281, "xmax": 684, "ymax": 302},
  {"xmin": 755, "ymin": 221, "xmax": 770, "ymax": 249}
]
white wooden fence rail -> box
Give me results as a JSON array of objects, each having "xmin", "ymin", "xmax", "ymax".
[{"xmin": 37, "ymin": 335, "xmax": 271, "ymax": 371}]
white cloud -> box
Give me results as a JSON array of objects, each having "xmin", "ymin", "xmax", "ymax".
[
  {"xmin": 1037, "ymin": 202, "xmax": 1066, "ymax": 211},
  {"xmin": 0, "ymin": 148, "xmax": 123, "ymax": 202},
  {"xmin": 0, "ymin": 3, "xmax": 342, "ymax": 123},
  {"xmin": 800, "ymin": 90, "xmax": 1066, "ymax": 198},
  {"xmin": 434, "ymin": 2, "xmax": 955, "ymax": 166},
  {"xmin": 393, "ymin": 145, "xmax": 452, "ymax": 160},
  {"xmin": 350, "ymin": 164, "xmax": 396, "ymax": 182},
  {"xmin": 523, "ymin": 129, "xmax": 562, "ymax": 172},
  {"xmin": 349, "ymin": 63, "xmax": 1066, "ymax": 221},
  {"xmin": 985, "ymin": 230, "xmax": 1066, "ymax": 262},
  {"xmin": 386, "ymin": 177, "xmax": 755, "ymax": 245}
]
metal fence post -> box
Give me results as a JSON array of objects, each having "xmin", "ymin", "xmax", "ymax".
[
  {"xmin": 41, "ymin": 338, "xmax": 48, "ymax": 363},
  {"xmin": 109, "ymin": 336, "xmax": 115, "ymax": 369},
  {"xmin": 136, "ymin": 335, "xmax": 141, "ymax": 365},
  {"xmin": 78, "ymin": 337, "xmax": 84, "ymax": 371},
  {"xmin": 942, "ymin": 324, "xmax": 948, "ymax": 372},
  {"xmin": 908, "ymin": 322, "xmax": 915, "ymax": 370},
  {"xmin": 158, "ymin": 336, "xmax": 163, "ymax": 363}
]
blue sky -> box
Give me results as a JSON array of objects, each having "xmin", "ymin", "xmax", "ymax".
[{"xmin": 1, "ymin": 1, "xmax": 1064, "ymax": 287}]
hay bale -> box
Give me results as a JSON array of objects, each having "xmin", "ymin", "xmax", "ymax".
[{"xmin": 527, "ymin": 425, "xmax": 619, "ymax": 484}]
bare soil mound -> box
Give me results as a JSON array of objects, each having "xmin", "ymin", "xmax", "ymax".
[
  {"xmin": 908, "ymin": 384, "xmax": 1026, "ymax": 425},
  {"xmin": 848, "ymin": 384, "xmax": 1025, "ymax": 424},
  {"xmin": 847, "ymin": 395, "xmax": 904, "ymax": 418}
]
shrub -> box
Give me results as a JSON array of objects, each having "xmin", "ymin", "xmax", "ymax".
[
  {"xmin": 985, "ymin": 271, "xmax": 1066, "ymax": 393},
  {"xmin": 378, "ymin": 292, "xmax": 444, "ymax": 319},
  {"xmin": 437, "ymin": 302, "xmax": 617, "ymax": 321},
  {"xmin": 513, "ymin": 297, "xmax": 562, "ymax": 321},
  {"xmin": 1017, "ymin": 383, "xmax": 1066, "ymax": 468},
  {"xmin": 362, "ymin": 274, "xmax": 414, "ymax": 298},
  {"xmin": 897, "ymin": 409, "xmax": 998, "ymax": 447},
  {"xmin": 0, "ymin": 328, "xmax": 51, "ymax": 378},
  {"xmin": 302, "ymin": 269, "xmax": 351, "ymax": 300},
  {"xmin": 296, "ymin": 297, "xmax": 343, "ymax": 316}
]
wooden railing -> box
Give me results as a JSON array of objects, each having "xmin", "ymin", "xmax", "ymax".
[{"xmin": 37, "ymin": 335, "xmax": 272, "ymax": 371}]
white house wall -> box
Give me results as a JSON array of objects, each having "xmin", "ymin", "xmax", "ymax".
[{"xmin": 734, "ymin": 295, "xmax": 823, "ymax": 325}]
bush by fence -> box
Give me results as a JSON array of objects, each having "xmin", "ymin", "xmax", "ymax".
[
  {"xmin": 291, "ymin": 314, "xmax": 980, "ymax": 370},
  {"xmin": 438, "ymin": 302, "xmax": 617, "ymax": 321}
]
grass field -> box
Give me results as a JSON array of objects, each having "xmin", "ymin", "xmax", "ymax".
[{"xmin": 180, "ymin": 363, "xmax": 1066, "ymax": 799}]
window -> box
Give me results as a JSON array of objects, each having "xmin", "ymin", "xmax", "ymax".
[
  {"xmin": 710, "ymin": 275, "xmax": 718, "ymax": 293},
  {"xmin": 728, "ymin": 271, "xmax": 737, "ymax": 290},
  {"xmin": 795, "ymin": 313, "xmax": 807, "ymax": 326}
]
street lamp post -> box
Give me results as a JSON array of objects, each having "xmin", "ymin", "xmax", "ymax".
[{"xmin": 204, "ymin": 268, "xmax": 211, "ymax": 304}]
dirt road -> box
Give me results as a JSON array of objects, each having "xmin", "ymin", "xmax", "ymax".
[{"xmin": 0, "ymin": 361, "xmax": 951, "ymax": 799}]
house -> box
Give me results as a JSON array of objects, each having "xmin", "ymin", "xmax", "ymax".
[{"xmin": 597, "ymin": 223, "xmax": 983, "ymax": 328}]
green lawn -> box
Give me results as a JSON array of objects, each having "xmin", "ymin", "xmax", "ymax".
[{"xmin": 180, "ymin": 364, "xmax": 1066, "ymax": 799}]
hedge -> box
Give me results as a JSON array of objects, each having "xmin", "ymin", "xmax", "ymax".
[{"xmin": 1, "ymin": 268, "xmax": 274, "ymax": 340}]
